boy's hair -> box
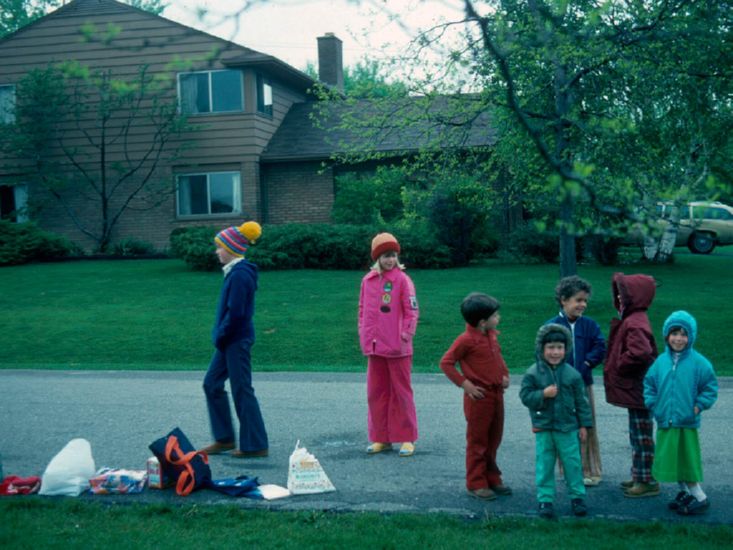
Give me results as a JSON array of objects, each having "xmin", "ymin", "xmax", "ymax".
[
  {"xmin": 666, "ymin": 326, "xmax": 688, "ymax": 337},
  {"xmin": 555, "ymin": 275, "xmax": 592, "ymax": 306},
  {"xmin": 461, "ymin": 292, "xmax": 500, "ymax": 327}
]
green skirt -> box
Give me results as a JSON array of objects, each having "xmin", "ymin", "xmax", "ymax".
[{"xmin": 652, "ymin": 428, "xmax": 703, "ymax": 482}]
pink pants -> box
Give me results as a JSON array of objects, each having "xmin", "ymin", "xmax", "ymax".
[{"xmin": 367, "ymin": 355, "xmax": 418, "ymax": 443}]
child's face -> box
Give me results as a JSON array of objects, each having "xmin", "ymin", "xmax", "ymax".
[
  {"xmin": 215, "ymin": 244, "xmax": 239, "ymax": 265},
  {"xmin": 478, "ymin": 311, "xmax": 500, "ymax": 333},
  {"xmin": 667, "ymin": 328, "xmax": 689, "ymax": 352},
  {"xmin": 561, "ymin": 291, "xmax": 588, "ymax": 321},
  {"xmin": 543, "ymin": 342, "xmax": 566, "ymax": 366},
  {"xmin": 378, "ymin": 251, "xmax": 398, "ymax": 271}
]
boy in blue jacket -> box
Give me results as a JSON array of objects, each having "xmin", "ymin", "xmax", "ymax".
[
  {"xmin": 546, "ymin": 275, "xmax": 606, "ymax": 486},
  {"xmin": 200, "ymin": 221, "xmax": 269, "ymax": 458},
  {"xmin": 644, "ymin": 311, "xmax": 718, "ymax": 515}
]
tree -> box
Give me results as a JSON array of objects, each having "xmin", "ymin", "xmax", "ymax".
[
  {"xmin": 0, "ymin": 0, "xmax": 166, "ymax": 38},
  {"xmin": 1, "ymin": 62, "xmax": 193, "ymax": 252},
  {"xmin": 305, "ymin": 58, "xmax": 409, "ymax": 98}
]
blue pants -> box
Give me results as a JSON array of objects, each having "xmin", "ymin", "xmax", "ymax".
[
  {"xmin": 535, "ymin": 430, "xmax": 585, "ymax": 503},
  {"xmin": 203, "ymin": 339, "xmax": 268, "ymax": 452}
]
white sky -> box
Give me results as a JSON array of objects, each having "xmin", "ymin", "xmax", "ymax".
[{"xmin": 164, "ymin": 0, "xmax": 466, "ymax": 73}]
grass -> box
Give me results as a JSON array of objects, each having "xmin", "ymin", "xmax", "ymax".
[
  {"xmin": 1, "ymin": 499, "xmax": 732, "ymax": 549},
  {"xmin": 0, "ymin": 251, "xmax": 731, "ymax": 374}
]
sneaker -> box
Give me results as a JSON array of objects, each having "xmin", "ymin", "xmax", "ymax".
[
  {"xmin": 538, "ymin": 502, "xmax": 555, "ymax": 519},
  {"xmin": 366, "ymin": 442, "xmax": 392, "ymax": 454},
  {"xmin": 398, "ymin": 442, "xmax": 415, "ymax": 457},
  {"xmin": 231, "ymin": 448, "xmax": 268, "ymax": 458},
  {"xmin": 668, "ymin": 491, "xmax": 693, "ymax": 511},
  {"xmin": 677, "ymin": 497, "xmax": 710, "ymax": 516},
  {"xmin": 571, "ymin": 498, "xmax": 588, "ymax": 517},
  {"xmin": 199, "ymin": 441, "xmax": 235, "ymax": 455},
  {"xmin": 584, "ymin": 477, "xmax": 601, "ymax": 487},
  {"xmin": 467, "ymin": 487, "xmax": 497, "ymax": 500},
  {"xmin": 490, "ymin": 484, "xmax": 513, "ymax": 496},
  {"xmin": 623, "ymin": 482, "xmax": 661, "ymax": 498}
]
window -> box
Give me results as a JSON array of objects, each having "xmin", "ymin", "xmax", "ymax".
[
  {"xmin": 178, "ymin": 70, "xmax": 243, "ymax": 115},
  {"xmin": 0, "ymin": 85, "xmax": 16, "ymax": 124},
  {"xmin": 0, "ymin": 184, "xmax": 28, "ymax": 222},
  {"xmin": 257, "ymin": 74, "xmax": 273, "ymax": 116},
  {"xmin": 177, "ymin": 172, "xmax": 241, "ymax": 216}
]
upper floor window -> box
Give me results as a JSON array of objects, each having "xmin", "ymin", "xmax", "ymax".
[
  {"xmin": 177, "ymin": 171, "xmax": 241, "ymax": 216},
  {"xmin": 0, "ymin": 85, "xmax": 16, "ymax": 124},
  {"xmin": 257, "ymin": 74, "xmax": 273, "ymax": 116},
  {"xmin": 178, "ymin": 70, "xmax": 243, "ymax": 115}
]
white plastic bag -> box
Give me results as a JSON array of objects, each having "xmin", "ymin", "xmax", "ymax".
[
  {"xmin": 286, "ymin": 440, "xmax": 335, "ymax": 495},
  {"xmin": 39, "ymin": 438, "xmax": 96, "ymax": 496}
]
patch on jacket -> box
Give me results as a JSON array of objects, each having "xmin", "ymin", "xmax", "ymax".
[{"xmin": 409, "ymin": 296, "xmax": 418, "ymax": 310}]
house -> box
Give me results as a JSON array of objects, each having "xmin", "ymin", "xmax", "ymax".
[{"xmin": 0, "ymin": 0, "xmax": 496, "ymax": 252}]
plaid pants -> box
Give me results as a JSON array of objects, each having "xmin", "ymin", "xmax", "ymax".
[{"xmin": 628, "ymin": 408, "xmax": 655, "ymax": 483}]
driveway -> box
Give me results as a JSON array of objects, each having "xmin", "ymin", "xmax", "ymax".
[{"xmin": 1, "ymin": 370, "xmax": 730, "ymax": 524}]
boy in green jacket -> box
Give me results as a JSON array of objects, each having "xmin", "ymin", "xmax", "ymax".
[{"xmin": 520, "ymin": 324, "xmax": 593, "ymax": 519}]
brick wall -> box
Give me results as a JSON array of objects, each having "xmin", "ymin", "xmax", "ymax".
[{"xmin": 261, "ymin": 161, "xmax": 334, "ymax": 224}]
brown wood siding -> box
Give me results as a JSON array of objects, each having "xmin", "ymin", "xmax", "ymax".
[{"xmin": 0, "ymin": 0, "xmax": 316, "ymax": 250}]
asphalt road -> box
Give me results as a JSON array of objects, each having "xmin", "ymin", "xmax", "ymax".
[{"xmin": 1, "ymin": 370, "xmax": 730, "ymax": 524}]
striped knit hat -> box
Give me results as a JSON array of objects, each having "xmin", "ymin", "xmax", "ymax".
[
  {"xmin": 215, "ymin": 221, "xmax": 262, "ymax": 257},
  {"xmin": 371, "ymin": 232, "xmax": 400, "ymax": 261}
]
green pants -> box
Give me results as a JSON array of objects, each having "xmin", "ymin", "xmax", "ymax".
[{"xmin": 535, "ymin": 430, "xmax": 586, "ymax": 503}]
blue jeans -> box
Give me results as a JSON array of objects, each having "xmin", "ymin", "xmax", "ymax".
[{"xmin": 203, "ymin": 339, "xmax": 268, "ymax": 452}]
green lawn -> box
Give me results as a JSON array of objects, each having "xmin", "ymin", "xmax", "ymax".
[
  {"xmin": 1, "ymin": 499, "xmax": 731, "ymax": 549},
  {"xmin": 0, "ymin": 252, "xmax": 730, "ymax": 374}
]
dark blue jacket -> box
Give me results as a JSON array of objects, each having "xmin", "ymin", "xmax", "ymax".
[
  {"xmin": 545, "ymin": 312, "xmax": 606, "ymax": 386},
  {"xmin": 212, "ymin": 260, "xmax": 257, "ymax": 350}
]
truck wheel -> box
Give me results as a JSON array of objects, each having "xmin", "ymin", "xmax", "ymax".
[{"xmin": 688, "ymin": 232, "xmax": 716, "ymax": 254}]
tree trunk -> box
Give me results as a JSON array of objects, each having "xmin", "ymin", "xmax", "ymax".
[{"xmin": 559, "ymin": 195, "xmax": 576, "ymax": 277}]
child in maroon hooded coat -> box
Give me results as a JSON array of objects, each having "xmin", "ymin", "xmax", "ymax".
[{"xmin": 604, "ymin": 273, "xmax": 659, "ymax": 498}]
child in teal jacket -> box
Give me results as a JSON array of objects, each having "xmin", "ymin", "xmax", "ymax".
[{"xmin": 644, "ymin": 310, "xmax": 718, "ymax": 515}]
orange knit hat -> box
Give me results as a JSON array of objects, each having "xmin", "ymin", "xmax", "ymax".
[{"xmin": 371, "ymin": 232, "xmax": 400, "ymax": 261}]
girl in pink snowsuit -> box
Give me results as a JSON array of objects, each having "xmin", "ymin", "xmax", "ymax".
[{"xmin": 358, "ymin": 233, "xmax": 419, "ymax": 457}]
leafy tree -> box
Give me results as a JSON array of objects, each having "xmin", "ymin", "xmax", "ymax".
[
  {"xmin": 1, "ymin": 63, "xmax": 193, "ymax": 252},
  {"xmin": 0, "ymin": 0, "xmax": 166, "ymax": 38},
  {"xmin": 305, "ymin": 58, "xmax": 409, "ymax": 98}
]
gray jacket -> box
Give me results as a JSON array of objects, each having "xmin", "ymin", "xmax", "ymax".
[{"xmin": 520, "ymin": 324, "xmax": 593, "ymax": 433}]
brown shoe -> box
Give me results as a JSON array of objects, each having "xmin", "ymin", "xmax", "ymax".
[
  {"xmin": 200, "ymin": 441, "xmax": 235, "ymax": 455},
  {"xmin": 490, "ymin": 484, "xmax": 513, "ymax": 496},
  {"xmin": 623, "ymin": 482, "xmax": 660, "ymax": 498},
  {"xmin": 231, "ymin": 448, "xmax": 269, "ymax": 458},
  {"xmin": 619, "ymin": 479, "xmax": 634, "ymax": 489},
  {"xmin": 467, "ymin": 487, "xmax": 497, "ymax": 500}
]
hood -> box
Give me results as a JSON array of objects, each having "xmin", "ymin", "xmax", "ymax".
[
  {"xmin": 662, "ymin": 310, "xmax": 697, "ymax": 352},
  {"xmin": 535, "ymin": 323, "xmax": 573, "ymax": 364},
  {"xmin": 612, "ymin": 272, "xmax": 656, "ymax": 315}
]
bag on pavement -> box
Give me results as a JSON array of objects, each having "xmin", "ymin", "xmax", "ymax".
[
  {"xmin": 286, "ymin": 440, "xmax": 335, "ymax": 495},
  {"xmin": 39, "ymin": 438, "xmax": 96, "ymax": 496},
  {"xmin": 89, "ymin": 467, "xmax": 147, "ymax": 495},
  {"xmin": 207, "ymin": 475, "xmax": 262, "ymax": 498},
  {"xmin": 149, "ymin": 427, "xmax": 211, "ymax": 496},
  {"xmin": 0, "ymin": 475, "xmax": 42, "ymax": 496}
]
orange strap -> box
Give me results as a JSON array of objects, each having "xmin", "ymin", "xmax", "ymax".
[{"xmin": 164, "ymin": 435, "xmax": 209, "ymax": 496}]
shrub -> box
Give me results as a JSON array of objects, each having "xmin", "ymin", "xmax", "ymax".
[
  {"xmin": 331, "ymin": 167, "xmax": 408, "ymax": 224},
  {"xmin": 501, "ymin": 223, "xmax": 560, "ymax": 263},
  {"xmin": 0, "ymin": 220, "xmax": 78, "ymax": 266},
  {"xmin": 169, "ymin": 225, "xmax": 219, "ymax": 271},
  {"xmin": 112, "ymin": 238, "xmax": 155, "ymax": 257}
]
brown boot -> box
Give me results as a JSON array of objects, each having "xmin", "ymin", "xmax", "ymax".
[
  {"xmin": 199, "ymin": 441, "xmax": 235, "ymax": 455},
  {"xmin": 624, "ymin": 482, "xmax": 660, "ymax": 498}
]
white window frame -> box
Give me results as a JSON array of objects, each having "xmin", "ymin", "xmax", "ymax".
[
  {"xmin": 0, "ymin": 183, "xmax": 28, "ymax": 222},
  {"xmin": 176, "ymin": 171, "xmax": 242, "ymax": 217},
  {"xmin": 177, "ymin": 70, "xmax": 244, "ymax": 115},
  {"xmin": 0, "ymin": 84, "xmax": 16, "ymax": 124},
  {"xmin": 257, "ymin": 74, "xmax": 273, "ymax": 117}
]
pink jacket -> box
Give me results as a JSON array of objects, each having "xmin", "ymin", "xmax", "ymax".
[{"xmin": 358, "ymin": 267, "xmax": 419, "ymax": 357}]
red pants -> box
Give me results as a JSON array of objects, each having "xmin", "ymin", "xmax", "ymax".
[
  {"xmin": 367, "ymin": 355, "xmax": 418, "ymax": 443},
  {"xmin": 464, "ymin": 390, "xmax": 504, "ymax": 490}
]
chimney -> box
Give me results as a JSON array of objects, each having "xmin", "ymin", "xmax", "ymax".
[{"xmin": 317, "ymin": 33, "xmax": 344, "ymax": 92}]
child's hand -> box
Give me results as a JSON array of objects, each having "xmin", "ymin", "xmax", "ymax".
[
  {"xmin": 543, "ymin": 384, "xmax": 558, "ymax": 399},
  {"xmin": 462, "ymin": 380, "xmax": 486, "ymax": 400},
  {"xmin": 579, "ymin": 427, "xmax": 588, "ymax": 443},
  {"xmin": 694, "ymin": 405, "xmax": 700, "ymax": 415},
  {"xmin": 502, "ymin": 375, "xmax": 510, "ymax": 389}
]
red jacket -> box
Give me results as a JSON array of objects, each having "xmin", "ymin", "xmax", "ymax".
[
  {"xmin": 440, "ymin": 324, "xmax": 509, "ymax": 390},
  {"xmin": 604, "ymin": 273, "xmax": 658, "ymax": 409},
  {"xmin": 358, "ymin": 267, "xmax": 418, "ymax": 357}
]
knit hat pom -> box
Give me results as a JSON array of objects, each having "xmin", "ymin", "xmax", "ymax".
[{"xmin": 239, "ymin": 221, "xmax": 262, "ymax": 244}]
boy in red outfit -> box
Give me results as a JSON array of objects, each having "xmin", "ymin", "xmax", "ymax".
[{"xmin": 440, "ymin": 293, "xmax": 511, "ymax": 500}]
